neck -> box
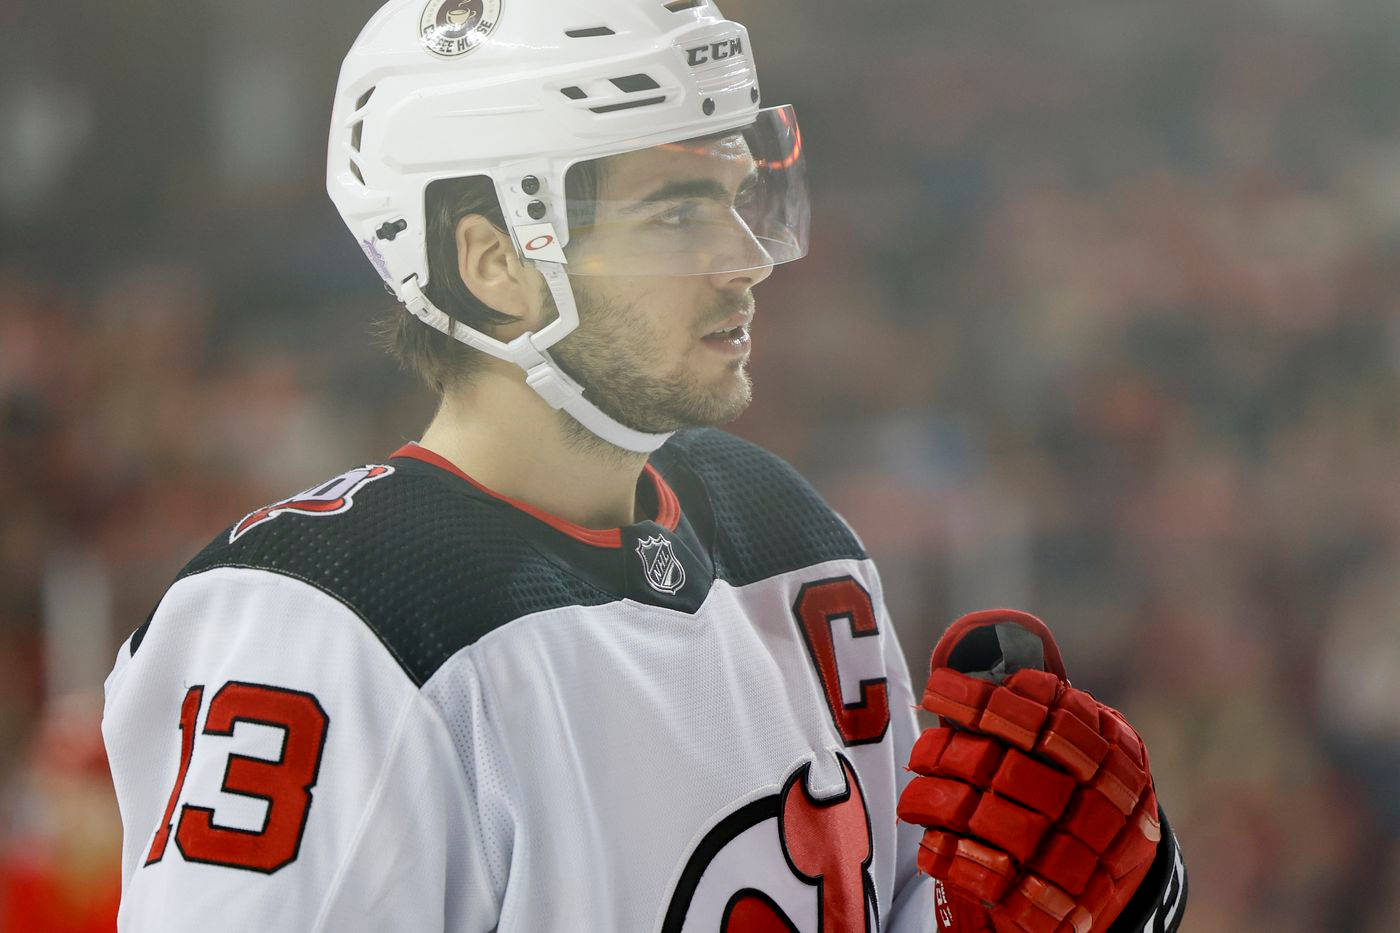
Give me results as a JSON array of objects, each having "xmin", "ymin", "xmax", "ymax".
[{"xmin": 418, "ymin": 372, "xmax": 652, "ymax": 529}]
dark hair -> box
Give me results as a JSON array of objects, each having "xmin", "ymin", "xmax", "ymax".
[{"xmin": 375, "ymin": 162, "xmax": 602, "ymax": 395}]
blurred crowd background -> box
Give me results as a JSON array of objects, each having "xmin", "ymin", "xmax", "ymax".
[{"xmin": 3, "ymin": 0, "xmax": 1400, "ymax": 928}]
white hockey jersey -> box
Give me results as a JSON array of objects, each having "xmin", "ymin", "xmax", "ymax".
[{"xmin": 103, "ymin": 429, "xmax": 938, "ymax": 932}]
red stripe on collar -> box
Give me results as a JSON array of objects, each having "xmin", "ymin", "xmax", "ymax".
[{"xmin": 390, "ymin": 442, "xmax": 680, "ymax": 549}]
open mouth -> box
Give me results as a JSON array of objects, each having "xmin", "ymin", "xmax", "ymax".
[{"xmin": 701, "ymin": 325, "xmax": 751, "ymax": 354}]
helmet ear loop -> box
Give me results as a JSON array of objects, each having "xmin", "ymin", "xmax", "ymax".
[
  {"xmin": 924, "ymin": 609, "xmax": 1069, "ymax": 735},
  {"xmin": 930, "ymin": 609, "xmax": 1069, "ymax": 679}
]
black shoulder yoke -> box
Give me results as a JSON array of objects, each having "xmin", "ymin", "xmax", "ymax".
[
  {"xmin": 652, "ymin": 429, "xmax": 866, "ymax": 585},
  {"xmin": 158, "ymin": 459, "xmax": 615, "ymax": 686},
  {"xmin": 135, "ymin": 430, "xmax": 866, "ymax": 685}
]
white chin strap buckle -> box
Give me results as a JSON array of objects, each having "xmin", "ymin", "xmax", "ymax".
[
  {"xmin": 526, "ymin": 356, "xmax": 675, "ymax": 454},
  {"xmin": 524, "ymin": 360, "xmax": 581, "ymax": 409}
]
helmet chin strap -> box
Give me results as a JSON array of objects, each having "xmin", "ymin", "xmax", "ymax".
[{"xmin": 397, "ymin": 267, "xmax": 675, "ymax": 454}]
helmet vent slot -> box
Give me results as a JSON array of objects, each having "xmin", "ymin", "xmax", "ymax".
[
  {"xmin": 561, "ymin": 86, "xmax": 589, "ymax": 100},
  {"xmin": 589, "ymin": 96, "xmax": 666, "ymax": 114},
  {"xmin": 610, "ymin": 74, "xmax": 661, "ymax": 93},
  {"xmin": 354, "ymin": 87, "xmax": 376, "ymax": 111},
  {"xmin": 350, "ymin": 120, "xmax": 364, "ymax": 152},
  {"xmin": 663, "ymin": 0, "xmax": 704, "ymax": 11},
  {"xmin": 349, "ymin": 160, "xmax": 365, "ymax": 185},
  {"xmin": 565, "ymin": 26, "xmax": 615, "ymax": 37}
]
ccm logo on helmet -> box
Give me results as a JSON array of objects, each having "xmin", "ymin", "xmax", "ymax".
[{"xmin": 686, "ymin": 37, "xmax": 744, "ymax": 67}]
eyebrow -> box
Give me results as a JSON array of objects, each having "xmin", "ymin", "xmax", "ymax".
[{"xmin": 622, "ymin": 171, "xmax": 760, "ymax": 214}]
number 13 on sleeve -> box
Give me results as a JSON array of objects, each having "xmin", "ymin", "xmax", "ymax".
[{"xmin": 144, "ymin": 682, "xmax": 330, "ymax": 874}]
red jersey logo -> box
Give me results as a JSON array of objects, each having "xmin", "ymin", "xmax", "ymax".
[
  {"xmin": 661, "ymin": 753, "xmax": 876, "ymax": 933},
  {"xmin": 229, "ymin": 465, "xmax": 394, "ymax": 543}
]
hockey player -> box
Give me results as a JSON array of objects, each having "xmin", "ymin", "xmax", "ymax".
[{"xmin": 102, "ymin": 1, "xmax": 1186, "ymax": 930}]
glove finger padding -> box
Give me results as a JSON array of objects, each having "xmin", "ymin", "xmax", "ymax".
[{"xmin": 897, "ymin": 610, "xmax": 1161, "ymax": 933}]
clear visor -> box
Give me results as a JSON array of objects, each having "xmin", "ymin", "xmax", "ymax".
[{"xmin": 558, "ymin": 105, "xmax": 808, "ymax": 276}]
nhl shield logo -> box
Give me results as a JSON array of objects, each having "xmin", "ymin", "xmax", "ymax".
[{"xmin": 636, "ymin": 535, "xmax": 686, "ymax": 595}]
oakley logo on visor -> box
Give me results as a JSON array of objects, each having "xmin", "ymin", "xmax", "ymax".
[{"xmin": 515, "ymin": 223, "xmax": 568, "ymax": 263}]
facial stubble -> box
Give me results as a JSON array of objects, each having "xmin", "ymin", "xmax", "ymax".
[{"xmin": 547, "ymin": 278, "xmax": 754, "ymax": 451}]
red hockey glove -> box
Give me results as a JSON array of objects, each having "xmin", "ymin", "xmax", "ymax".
[{"xmin": 897, "ymin": 610, "xmax": 1161, "ymax": 933}]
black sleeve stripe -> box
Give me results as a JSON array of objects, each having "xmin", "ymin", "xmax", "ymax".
[{"xmin": 129, "ymin": 607, "xmax": 156, "ymax": 656}]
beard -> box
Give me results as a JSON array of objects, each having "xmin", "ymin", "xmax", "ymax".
[{"xmin": 546, "ymin": 277, "xmax": 754, "ymax": 446}]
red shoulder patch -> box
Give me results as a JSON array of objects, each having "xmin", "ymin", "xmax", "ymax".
[{"xmin": 230, "ymin": 464, "xmax": 394, "ymax": 543}]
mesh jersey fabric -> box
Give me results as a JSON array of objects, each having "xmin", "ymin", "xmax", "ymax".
[
  {"xmin": 104, "ymin": 428, "xmax": 936, "ymax": 932},
  {"xmin": 141, "ymin": 428, "xmax": 868, "ymax": 684}
]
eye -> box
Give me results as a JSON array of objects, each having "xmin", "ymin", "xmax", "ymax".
[{"xmin": 653, "ymin": 201, "xmax": 700, "ymax": 227}]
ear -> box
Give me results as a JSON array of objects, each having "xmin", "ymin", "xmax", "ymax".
[{"xmin": 454, "ymin": 215, "xmax": 547, "ymax": 330}]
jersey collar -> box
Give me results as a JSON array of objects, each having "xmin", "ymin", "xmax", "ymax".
[{"xmin": 389, "ymin": 442, "xmax": 681, "ymax": 549}]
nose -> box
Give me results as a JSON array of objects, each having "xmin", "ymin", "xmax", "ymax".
[
  {"xmin": 708, "ymin": 220, "xmax": 774, "ymax": 289},
  {"xmin": 712, "ymin": 259, "xmax": 773, "ymax": 290}
]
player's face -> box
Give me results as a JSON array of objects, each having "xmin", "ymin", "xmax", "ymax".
[{"xmin": 548, "ymin": 135, "xmax": 774, "ymax": 436}]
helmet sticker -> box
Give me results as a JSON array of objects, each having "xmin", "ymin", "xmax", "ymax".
[
  {"xmin": 513, "ymin": 222, "xmax": 568, "ymax": 263},
  {"xmin": 419, "ymin": 0, "xmax": 502, "ymax": 58},
  {"xmin": 359, "ymin": 238, "xmax": 392, "ymax": 284}
]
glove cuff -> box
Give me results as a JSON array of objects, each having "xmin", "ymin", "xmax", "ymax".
[{"xmin": 1106, "ymin": 806, "xmax": 1187, "ymax": 932}]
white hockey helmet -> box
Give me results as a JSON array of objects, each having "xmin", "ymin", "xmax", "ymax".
[{"xmin": 327, "ymin": 0, "xmax": 809, "ymax": 452}]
